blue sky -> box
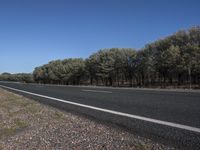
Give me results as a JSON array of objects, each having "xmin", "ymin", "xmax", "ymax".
[{"xmin": 0, "ymin": 0, "xmax": 200, "ymax": 73}]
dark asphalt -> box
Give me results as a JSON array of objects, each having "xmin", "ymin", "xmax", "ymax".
[{"xmin": 0, "ymin": 82, "xmax": 200, "ymax": 149}]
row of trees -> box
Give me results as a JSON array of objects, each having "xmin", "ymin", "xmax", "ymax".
[
  {"xmin": 33, "ymin": 58, "xmax": 85, "ymax": 85},
  {"xmin": 33, "ymin": 48, "xmax": 137, "ymax": 86},
  {"xmin": 0, "ymin": 73, "xmax": 33, "ymax": 83},
  {"xmin": 141, "ymin": 26, "xmax": 200, "ymax": 88},
  {"xmin": 1, "ymin": 26, "xmax": 200, "ymax": 88}
]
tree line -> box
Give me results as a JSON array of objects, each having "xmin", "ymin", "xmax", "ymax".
[
  {"xmin": 1, "ymin": 27, "xmax": 200, "ymax": 88},
  {"xmin": 0, "ymin": 73, "xmax": 33, "ymax": 83}
]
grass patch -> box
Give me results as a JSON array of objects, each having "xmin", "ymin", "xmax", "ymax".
[
  {"xmin": 135, "ymin": 143, "xmax": 148, "ymax": 150},
  {"xmin": 14, "ymin": 118, "xmax": 28, "ymax": 129},
  {"xmin": 0, "ymin": 119, "xmax": 28, "ymax": 139},
  {"xmin": 6, "ymin": 94, "xmax": 30, "ymax": 106},
  {"xmin": 26, "ymin": 104, "xmax": 40, "ymax": 114},
  {"xmin": 54, "ymin": 111, "xmax": 64, "ymax": 119},
  {"xmin": 0, "ymin": 128, "xmax": 17, "ymax": 140},
  {"xmin": 0, "ymin": 119, "xmax": 28, "ymax": 140},
  {"xmin": 0, "ymin": 101, "xmax": 10, "ymax": 109},
  {"xmin": 0, "ymin": 90, "xmax": 29, "ymax": 141}
]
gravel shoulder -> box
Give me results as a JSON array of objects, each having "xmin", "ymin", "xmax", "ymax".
[{"xmin": 0, "ymin": 88, "xmax": 175, "ymax": 150}]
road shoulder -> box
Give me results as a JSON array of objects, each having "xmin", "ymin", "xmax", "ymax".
[{"xmin": 0, "ymin": 88, "xmax": 175, "ymax": 150}]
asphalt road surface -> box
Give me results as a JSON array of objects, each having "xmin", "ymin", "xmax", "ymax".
[{"xmin": 0, "ymin": 81, "xmax": 200, "ymax": 149}]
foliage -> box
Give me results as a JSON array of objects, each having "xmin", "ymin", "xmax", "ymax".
[
  {"xmin": 1, "ymin": 26, "xmax": 200, "ymax": 88},
  {"xmin": 0, "ymin": 73, "xmax": 33, "ymax": 83}
]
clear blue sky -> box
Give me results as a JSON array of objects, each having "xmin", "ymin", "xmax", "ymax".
[{"xmin": 0, "ymin": 0, "xmax": 199, "ymax": 73}]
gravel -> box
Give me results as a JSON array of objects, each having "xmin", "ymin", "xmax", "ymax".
[{"xmin": 0, "ymin": 88, "xmax": 176, "ymax": 150}]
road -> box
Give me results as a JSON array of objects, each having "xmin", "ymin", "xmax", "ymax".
[{"xmin": 0, "ymin": 81, "xmax": 200, "ymax": 149}]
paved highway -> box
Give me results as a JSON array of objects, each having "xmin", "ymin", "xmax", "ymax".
[{"xmin": 0, "ymin": 82, "xmax": 200, "ymax": 149}]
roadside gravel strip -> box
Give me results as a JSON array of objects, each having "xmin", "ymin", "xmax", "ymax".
[{"xmin": 0, "ymin": 88, "xmax": 175, "ymax": 150}]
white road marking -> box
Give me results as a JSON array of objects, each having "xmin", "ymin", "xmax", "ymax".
[
  {"xmin": 0, "ymin": 84, "xmax": 200, "ymax": 134},
  {"xmin": 82, "ymin": 89, "xmax": 112, "ymax": 93}
]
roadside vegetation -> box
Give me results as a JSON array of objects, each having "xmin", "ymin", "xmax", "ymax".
[
  {"xmin": 0, "ymin": 73, "xmax": 33, "ymax": 83},
  {"xmin": 0, "ymin": 26, "xmax": 200, "ymax": 88}
]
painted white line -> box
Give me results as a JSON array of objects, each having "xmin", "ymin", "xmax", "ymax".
[
  {"xmin": 82, "ymin": 89, "xmax": 112, "ymax": 94},
  {"xmin": 0, "ymin": 84, "xmax": 200, "ymax": 134}
]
